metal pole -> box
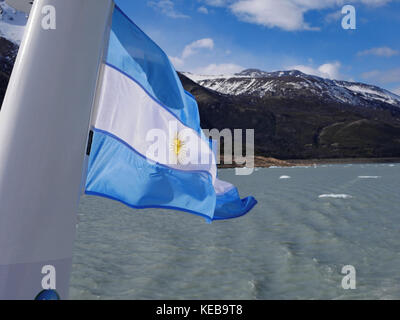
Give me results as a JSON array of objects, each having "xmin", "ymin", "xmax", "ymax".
[{"xmin": 0, "ymin": 0, "xmax": 114, "ymax": 299}]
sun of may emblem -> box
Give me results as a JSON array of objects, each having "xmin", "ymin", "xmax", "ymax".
[{"xmin": 170, "ymin": 132, "xmax": 187, "ymax": 164}]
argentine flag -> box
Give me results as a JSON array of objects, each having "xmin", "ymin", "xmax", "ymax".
[{"xmin": 85, "ymin": 5, "xmax": 257, "ymax": 221}]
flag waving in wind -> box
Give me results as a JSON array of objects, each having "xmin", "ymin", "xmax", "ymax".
[{"xmin": 85, "ymin": 5, "xmax": 257, "ymax": 221}]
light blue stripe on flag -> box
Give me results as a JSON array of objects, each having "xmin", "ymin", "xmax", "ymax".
[
  {"xmin": 86, "ymin": 129, "xmax": 216, "ymax": 219},
  {"xmin": 85, "ymin": 5, "xmax": 257, "ymax": 221},
  {"xmin": 107, "ymin": 6, "xmax": 201, "ymax": 133}
]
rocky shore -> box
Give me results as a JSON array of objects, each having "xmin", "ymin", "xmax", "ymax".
[{"xmin": 218, "ymin": 156, "xmax": 400, "ymax": 168}]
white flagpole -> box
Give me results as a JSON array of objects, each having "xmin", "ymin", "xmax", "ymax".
[{"xmin": 0, "ymin": 0, "xmax": 114, "ymax": 299}]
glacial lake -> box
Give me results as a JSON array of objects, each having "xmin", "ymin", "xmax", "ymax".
[{"xmin": 70, "ymin": 163, "xmax": 400, "ymax": 299}]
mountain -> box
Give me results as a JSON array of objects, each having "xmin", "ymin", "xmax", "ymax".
[
  {"xmin": 179, "ymin": 70, "xmax": 400, "ymax": 160},
  {"xmin": 1, "ymin": 3, "xmax": 400, "ymax": 160},
  {"xmin": 0, "ymin": 0, "xmax": 26, "ymax": 105},
  {"xmin": 0, "ymin": 36, "xmax": 17, "ymax": 105},
  {"xmin": 0, "ymin": 0, "xmax": 27, "ymax": 44},
  {"xmin": 182, "ymin": 69, "xmax": 400, "ymax": 114}
]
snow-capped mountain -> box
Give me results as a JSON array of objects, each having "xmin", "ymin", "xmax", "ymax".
[
  {"xmin": 179, "ymin": 70, "xmax": 400, "ymax": 160},
  {"xmin": 0, "ymin": 0, "xmax": 28, "ymax": 44},
  {"xmin": 0, "ymin": 1, "xmax": 399, "ymax": 160},
  {"xmin": 0, "ymin": 0, "xmax": 27, "ymax": 105},
  {"xmin": 183, "ymin": 69, "xmax": 400, "ymax": 110}
]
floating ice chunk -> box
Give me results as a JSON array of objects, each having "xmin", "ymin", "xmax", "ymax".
[
  {"xmin": 279, "ymin": 175, "xmax": 291, "ymax": 179},
  {"xmin": 318, "ymin": 194, "xmax": 353, "ymax": 199},
  {"xmin": 358, "ymin": 176, "xmax": 381, "ymax": 179}
]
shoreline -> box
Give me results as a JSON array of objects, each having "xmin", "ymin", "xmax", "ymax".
[
  {"xmin": 285, "ymin": 157, "xmax": 400, "ymax": 166},
  {"xmin": 218, "ymin": 156, "xmax": 400, "ymax": 168}
]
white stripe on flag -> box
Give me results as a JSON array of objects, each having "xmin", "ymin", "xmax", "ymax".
[{"xmin": 94, "ymin": 64, "xmax": 217, "ymax": 182}]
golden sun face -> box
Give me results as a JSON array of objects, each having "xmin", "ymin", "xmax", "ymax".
[
  {"xmin": 170, "ymin": 133, "xmax": 187, "ymax": 164},
  {"xmin": 172, "ymin": 137, "xmax": 184, "ymax": 156}
]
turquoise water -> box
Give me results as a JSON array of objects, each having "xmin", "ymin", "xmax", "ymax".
[{"xmin": 70, "ymin": 163, "xmax": 400, "ymax": 299}]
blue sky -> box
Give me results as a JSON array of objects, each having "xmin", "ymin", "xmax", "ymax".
[{"xmin": 114, "ymin": 0, "xmax": 400, "ymax": 94}]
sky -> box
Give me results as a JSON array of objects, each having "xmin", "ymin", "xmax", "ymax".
[{"xmin": 114, "ymin": 0, "xmax": 400, "ymax": 94}]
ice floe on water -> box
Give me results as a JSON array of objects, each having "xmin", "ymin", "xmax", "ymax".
[
  {"xmin": 279, "ymin": 175, "xmax": 291, "ymax": 179},
  {"xmin": 318, "ymin": 194, "xmax": 353, "ymax": 199},
  {"xmin": 358, "ymin": 176, "xmax": 381, "ymax": 179}
]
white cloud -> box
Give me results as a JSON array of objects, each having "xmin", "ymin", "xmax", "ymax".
[
  {"xmin": 360, "ymin": 0, "xmax": 392, "ymax": 6},
  {"xmin": 288, "ymin": 61, "xmax": 341, "ymax": 79},
  {"xmin": 198, "ymin": 6, "xmax": 209, "ymax": 14},
  {"xmin": 202, "ymin": 0, "xmax": 394, "ymax": 31},
  {"xmin": 182, "ymin": 38, "xmax": 214, "ymax": 59},
  {"xmin": 325, "ymin": 10, "xmax": 342, "ymax": 23},
  {"xmin": 203, "ymin": 0, "xmax": 231, "ymax": 6},
  {"xmin": 362, "ymin": 68, "xmax": 400, "ymax": 83},
  {"xmin": 318, "ymin": 62, "xmax": 341, "ymax": 79},
  {"xmin": 169, "ymin": 56, "xmax": 185, "ymax": 68},
  {"xmin": 230, "ymin": 0, "xmax": 319, "ymax": 31},
  {"xmin": 393, "ymin": 87, "xmax": 400, "ymax": 96},
  {"xmin": 169, "ymin": 39, "xmax": 242, "ymax": 75},
  {"xmin": 357, "ymin": 47, "xmax": 399, "ymax": 57},
  {"xmin": 148, "ymin": 0, "xmax": 189, "ymax": 19},
  {"xmin": 170, "ymin": 38, "xmax": 215, "ymax": 70},
  {"xmin": 193, "ymin": 63, "xmax": 244, "ymax": 75},
  {"xmin": 361, "ymin": 70, "xmax": 381, "ymax": 79}
]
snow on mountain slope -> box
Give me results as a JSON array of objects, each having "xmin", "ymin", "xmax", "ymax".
[
  {"xmin": 183, "ymin": 69, "xmax": 400, "ymax": 110},
  {"xmin": 336, "ymin": 82, "xmax": 400, "ymax": 107},
  {"xmin": 0, "ymin": 0, "xmax": 27, "ymax": 44},
  {"xmin": 0, "ymin": 1, "xmax": 399, "ymax": 111}
]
